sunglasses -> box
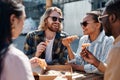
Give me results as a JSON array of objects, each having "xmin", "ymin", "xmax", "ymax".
[
  {"xmin": 80, "ymin": 21, "xmax": 95, "ymax": 27},
  {"xmin": 98, "ymin": 14, "xmax": 109, "ymax": 23},
  {"xmin": 49, "ymin": 16, "xmax": 64, "ymax": 23}
]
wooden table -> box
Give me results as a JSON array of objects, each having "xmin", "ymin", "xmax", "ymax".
[
  {"xmin": 72, "ymin": 71, "xmax": 103, "ymax": 80},
  {"xmin": 32, "ymin": 66, "xmax": 103, "ymax": 80}
]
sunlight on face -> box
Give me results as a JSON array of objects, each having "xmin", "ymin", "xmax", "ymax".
[
  {"xmin": 46, "ymin": 11, "xmax": 62, "ymax": 32},
  {"xmin": 82, "ymin": 15, "xmax": 98, "ymax": 35}
]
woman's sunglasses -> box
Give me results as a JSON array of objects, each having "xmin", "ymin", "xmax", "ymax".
[
  {"xmin": 80, "ymin": 21, "xmax": 89, "ymax": 27},
  {"xmin": 49, "ymin": 16, "xmax": 64, "ymax": 23},
  {"xmin": 80, "ymin": 21, "xmax": 97, "ymax": 27}
]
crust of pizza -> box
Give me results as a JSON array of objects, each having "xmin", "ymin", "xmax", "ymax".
[
  {"xmin": 82, "ymin": 43, "xmax": 90, "ymax": 50},
  {"xmin": 45, "ymin": 40, "xmax": 50, "ymax": 46},
  {"xmin": 38, "ymin": 59, "xmax": 47, "ymax": 70},
  {"xmin": 64, "ymin": 35, "xmax": 79, "ymax": 43}
]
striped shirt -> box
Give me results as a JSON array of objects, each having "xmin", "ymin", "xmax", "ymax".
[{"xmin": 75, "ymin": 30, "xmax": 114, "ymax": 73}]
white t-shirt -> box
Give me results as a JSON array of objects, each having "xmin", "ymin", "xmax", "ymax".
[{"xmin": 45, "ymin": 38, "xmax": 54, "ymax": 63}]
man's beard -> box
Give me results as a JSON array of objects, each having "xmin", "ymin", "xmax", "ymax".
[
  {"xmin": 47, "ymin": 26, "xmax": 59, "ymax": 32},
  {"xmin": 104, "ymin": 26, "xmax": 112, "ymax": 36},
  {"xmin": 105, "ymin": 32, "xmax": 112, "ymax": 36},
  {"xmin": 103, "ymin": 21, "xmax": 112, "ymax": 37}
]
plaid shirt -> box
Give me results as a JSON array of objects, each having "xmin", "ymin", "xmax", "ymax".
[{"xmin": 24, "ymin": 30, "xmax": 68, "ymax": 65}]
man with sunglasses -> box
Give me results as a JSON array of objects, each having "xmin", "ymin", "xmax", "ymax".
[
  {"xmin": 62, "ymin": 10, "xmax": 114, "ymax": 74},
  {"xmin": 81, "ymin": 0, "xmax": 120, "ymax": 79},
  {"xmin": 24, "ymin": 7, "xmax": 68, "ymax": 65}
]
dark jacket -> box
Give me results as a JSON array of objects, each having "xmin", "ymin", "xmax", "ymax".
[{"xmin": 24, "ymin": 30, "xmax": 68, "ymax": 65}]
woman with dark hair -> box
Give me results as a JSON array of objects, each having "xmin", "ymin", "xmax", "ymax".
[
  {"xmin": 62, "ymin": 11, "xmax": 114, "ymax": 74},
  {"xmin": 0, "ymin": 0, "xmax": 34, "ymax": 80},
  {"xmin": 81, "ymin": 0, "xmax": 120, "ymax": 79}
]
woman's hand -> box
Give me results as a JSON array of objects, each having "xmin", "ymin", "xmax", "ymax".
[
  {"xmin": 62, "ymin": 35, "xmax": 79, "ymax": 47},
  {"xmin": 80, "ymin": 48, "xmax": 100, "ymax": 67},
  {"xmin": 30, "ymin": 57, "xmax": 47, "ymax": 69}
]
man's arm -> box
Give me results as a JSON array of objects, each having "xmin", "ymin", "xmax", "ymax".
[{"xmin": 24, "ymin": 33, "xmax": 36, "ymax": 58}]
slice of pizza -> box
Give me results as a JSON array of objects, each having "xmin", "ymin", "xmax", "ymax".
[
  {"xmin": 38, "ymin": 59, "xmax": 47, "ymax": 70},
  {"xmin": 67, "ymin": 35, "xmax": 79, "ymax": 41},
  {"xmin": 62, "ymin": 35, "xmax": 79, "ymax": 44},
  {"xmin": 45, "ymin": 40, "xmax": 50, "ymax": 46},
  {"xmin": 82, "ymin": 43, "xmax": 91, "ymax": 50}
]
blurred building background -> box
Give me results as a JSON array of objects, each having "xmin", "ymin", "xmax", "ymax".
[
  {"xmin": 14, "ymin": 0, "xmax": 109, "ymax": 51},
  {"xmin": 22, "ymin": 0, "xmax": 109, "ymax": 36}
]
